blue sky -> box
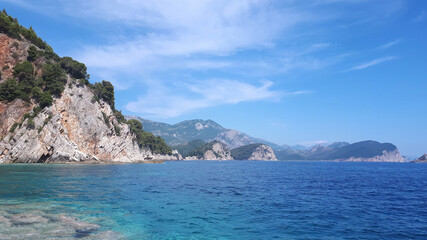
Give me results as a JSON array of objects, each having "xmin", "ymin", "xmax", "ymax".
[{"xmin": 1, "ymin": 0, "xmax": 426, "ymax": 157}]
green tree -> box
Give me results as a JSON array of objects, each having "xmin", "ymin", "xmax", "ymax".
[
  {"xmin": 42, "ymin": 63, "xmax": 66, "ymax": 97},
  {"xmin": 13, "ymin": 61, "xmax": 34, "ymax": 81},
  {"xmin": 39, "ymin": 91, "xmax": 53, "ymax": 108},
  {"xmin": 27, "ymin": 45, "xmax": 38, "ymax": 61},
  {"xmin": 31, "ymin": 86, "xmax": 42, "ymax": 101},
  {"xmin": 60, "ymin": 56, "xmax": 88, "ymax": 79},
  {"xmin": 0, "ymin": 78, "xmax": 18, "ymax": 101},
  {"xmin": 128, "ymin": 119, "xmax": 143, "ymax": 131},
  {"xmin": 114, "ymin": 110, "xmax": 126, "ymax": 123},
  {"xmin": 93, "ymin": 80, "xmax": 115, "ymax": 109},
  {"xmin": 13, "ymin": 61, "xmax": 35, "ymax": 101},
  {"xmin": 127, "ymin": 119, "xmax": 172, "ymax": 155}
]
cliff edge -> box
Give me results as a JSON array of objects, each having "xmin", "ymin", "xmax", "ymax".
[{"xmin": 0, "ymin": 12, "xmax": 175, "ymax": 163}]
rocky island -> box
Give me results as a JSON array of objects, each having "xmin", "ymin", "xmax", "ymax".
[
  {"xmin": 231, "ymin": 143, "xmax": 277, "ymax": 161},
  {"xmin": 412, "ymin": 154, "xmax": 427, "ymax": 163}
]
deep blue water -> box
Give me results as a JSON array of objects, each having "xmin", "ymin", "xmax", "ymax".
[{"xmin": 0, "ymin": 161, "xmax": 426, "ymax": 239}]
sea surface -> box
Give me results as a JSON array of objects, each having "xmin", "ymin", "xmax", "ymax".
[{"xmin": 0, "ymin": 161, "xmax": 426, "ymax": 239}]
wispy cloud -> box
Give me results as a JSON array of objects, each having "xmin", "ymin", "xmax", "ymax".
[
  {"xmin": 1, "ymin": 0, "xmax": 407, "ymax": 118},
  {"xmin": 377, "ymin": 40, "xmax": 401, "ymax": 49},
  {"xmin": 413, "ymin": 10, "xmax": 425, "ymax": 22},
  {"xmin": 346, "ymin": 56, "xmax": 398, "ymax": 71},
  {"xmin": 126, "ymin": 79, "xmax": 288, "ymax": 118}
]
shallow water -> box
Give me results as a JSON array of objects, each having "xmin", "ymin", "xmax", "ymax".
[{"xmin": 0, "ymin": 161, "xmax": 426, "ymax": 239}]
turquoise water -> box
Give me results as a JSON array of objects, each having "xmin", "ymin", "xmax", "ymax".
[{"xmin": 0, "ymin": 161, "xmax": 426, "ymax": 239}]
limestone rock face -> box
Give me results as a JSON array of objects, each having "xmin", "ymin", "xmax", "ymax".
[
  {"xmin": 0, "ymin": 80, "xmax": 177, "ymax": 163},
  {"xmin": 337, "ymin": 149, "xmax": 405, "ymax": 162},
  {"xmin": 203, "ymin": 141, "xmax": 233, "ymax": 160},
  {"xmin": 413, "ymin": 154, "xmax": 427, "ymax": 163},
  {"xmin": 247, "ymin": 144, "xmax": 277, "ymax": 161}
]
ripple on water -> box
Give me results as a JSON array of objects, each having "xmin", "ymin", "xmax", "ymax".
[{"xmin": 0, "ymin": 162, "xmax": 426, "ymax": 239}]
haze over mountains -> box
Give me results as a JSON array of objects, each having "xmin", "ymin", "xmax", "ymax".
[{"xmin": 126, "ymin": 116, "xmax": 405, "ymax": 162}]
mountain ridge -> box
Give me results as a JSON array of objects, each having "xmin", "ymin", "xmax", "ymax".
[{"xmin": 126, "ymin": 116, "xmax": 279, "ymax": 149}]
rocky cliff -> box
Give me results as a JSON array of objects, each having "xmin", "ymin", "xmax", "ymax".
[
  {"xmin": 183, "ymin": 141, "xmax": 233, "ymax": 160},
  {"xmin": 231, "ymin": 143, "xmax": 277, "ymax": 161},
  {"xmin": 0, "ymin": 79, "xmax": 175, "ymax": 163},
  {"xmin": 247, "ymin": 144, "xmax": 277, "ymax": 161},
  {"xmin": 412, "ymin": 154, "xmax": 427, "ymax": 163},
  {"xmin": 0, "ymin": 25, "xmax": 175, "ymax": 163}
]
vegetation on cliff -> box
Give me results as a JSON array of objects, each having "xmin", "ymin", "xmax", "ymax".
[
  {"xmin": 0, "ymin": 10, "xmax": 172, "ymax": 156},
  {"xmin": 185, "ymin": 140, "xmax": 224, "ymax": 159},
  {"xmin": 230, "ymin": 143, "xmax": 263, "ymax": 160},
  {"xmin": 127, "ymin": 119, "xmax": 172, "ymax": 155},
  {"xmin": 171, "ymin": 139, "xmax": 206, "ymax": 157}
]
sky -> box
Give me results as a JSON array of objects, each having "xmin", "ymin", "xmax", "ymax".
[{"xmin": 1, "ymin": 0, "xmax": 426, "ymax": 157}]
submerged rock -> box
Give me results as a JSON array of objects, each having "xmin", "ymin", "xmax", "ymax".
[
  {"xmin": 0, "ymin": 210, "xmax": 120, "ymax": 239},
  {"xmin": 59, "ymin": 215, "xmax": 100, "ymax": 236},
  {"xmin": 10, "ymin": 213, "xmax": 49, "ymax": 225},
  {"xmin": 0, "ymin": 215, "xmax": 11, "ymax": 226},
  {"xmin": 91, "ymin": 230, "xmax": 126, "ymax": 239}
]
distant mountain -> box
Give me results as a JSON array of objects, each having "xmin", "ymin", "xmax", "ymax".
[
  {"xmin": 291, "ymin": 144, "xmax": 309, "ymax": 151},
  {"xmin": 275, "ymin": 140, "xmax": 404, "ymax": 162},
  {"xmin": 126, "ymin": 116, "xmax": 279, "ymax": 149},
  {"xmin": 126, "ymin": 116, "xmax": 404, "ymax": 162}
]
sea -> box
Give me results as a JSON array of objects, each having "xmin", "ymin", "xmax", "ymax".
[{"xmin": 0, "ymin": 161, "xmax": 426, "ymax": 239}]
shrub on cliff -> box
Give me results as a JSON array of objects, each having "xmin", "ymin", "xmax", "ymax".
[
  {"xmin": 42, "ymin": 63, "xmax": 66, "ymax": 97},
  {"xmin": 128, "ymin": 119, "xmax": 172, "ymax": 155},
  {"xmin": 0, "ymin": 10, "xmax": 46, "ymax": 50},
  {"xmin": 93, "ymin": 80, "xmax": 115, "ymax": 109},
  {"xmin": 60, "ymin": 57, "xmax": 88, "ymax": 79},
  {"xmin": 39, "ymin": 91, "xmax": 53, "ymax": 108},
  {"xmin": 0, "ymin": 9, "xmax": 21, "ymax": 39},
  {"xmin": 0, "ymin": 78, "xmax": 18, "ymax": 101},
  {"xmin": 13, "ymin": 61, "xmax": 34, "ymax": 81},
  {"xmin": 27, "ymin": 45, "xmax": 38, "ymax": 61},
  {"xmin": 13, "ymin": 61, "xmax": 35, "ymax": 100}
]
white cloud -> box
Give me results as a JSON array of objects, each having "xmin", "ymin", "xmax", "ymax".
[
  {"xmin": 346, "ymin": 56, "xmax": 398, "ymax": 71},
  {"xmin": 1, "ymin": 0, "xmax": 406, "ymax": 118},
  {"xmin": 377, "ymin": 40, "xmax": 401, "ymax": 50},
  {"xmin": 73, "ymin": 0, "xmax": 308, "ymax": 71},
  {"xmin": 126, "ymin": 79, "xmax": 287, "ymax": 118}
]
